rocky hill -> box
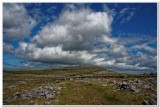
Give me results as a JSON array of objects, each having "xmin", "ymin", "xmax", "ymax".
[{"xmin": 3, "ymin": 66, "xmax": 157, "ymax": 105}]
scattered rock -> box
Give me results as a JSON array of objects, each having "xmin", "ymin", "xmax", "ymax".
[
  {"xmin": 119, "ymin": 82, "xmax": 130, "ymax": 90},
  {"xmin": 134, "ymin": 79, "xmax": 141, "ymax": 83},
  {"xmin": 142, "ymin": 85, "xmax": 152, "ymax": 90},
  {"xmin": 18, "ymin": 81, "xmax": 27, "ymax": 85},
  {"xmin": 21, "ymin": 94, "xmax": 28, "ymax": 99},
  {"xmin": 26, "ymin": 92, "xmax": 32, "ymax": 97},
  {"xmin": 118, "ymin": 82, "xmax": 140, "ymax": 92},
  {"xmin": 3, "ymin": 99, "xmax": 12, "ymax": 104},
  {"xmin": 55, "ymin": 80, "xmax": 60, "ymax": 83},
  {"xmin": 13, "ymin": 92, "xmax": 21, "ymax": 99},
  {"xmin": 9, "ymin": 85, "xmax": 16, "ymax": 90},
  {"xmin": 57, "ymin": 87, "xmax": 61, "ymax": 90},
  {"xmin": 70, "ymin": 78, "xmax": 73, "ymax": 81},
  {"xmin": 22, "ymin": 85, "xmax": 60, "ymax": 100},
  {"xmin": 148, "ymin": 83, "xmax": 153, "ymax": 86},
  {"xmin": 133, "ymin": 79, "xmax": 144, "ymax": 87},
  {"xmin": 145, "ymin": 78, "xmax": 154, "ymax": 82},
  {"xmin": 102, "ymin": 84, "xmax": 108, "ymax": 87},
  {"xmin": 128, "ymin": 80, "xmax": 133, "ymax": 84},
  {"xmin": 45, "ymin": 93, "xmax": 55, "ymax": 100},
  {"xmin": 138, "ymin": 94, "xmax": 145, "ymax": 97},
  {"xmin": 145, "ymin": 78, "xmax": 156, "ymax": 85},
  {"xmin": 130, "ymin": 85, "xmax": 140, "ymax": 93},
  {"xmin": 58, "ymin": 82, "xmax": 65, "ymax": 85},
  {"xmin": 137, "ymin": 82, "xmax": 143, "ymax": 87},
  {"xmin": 110, "ymin": 80, "xmax": 116, "ymax": 84},
  {"xmin": 4, "ymin": 84, "xmax": 61, "ymax": 104},
  {"xmin": 122, "ymin": 79, "xmax": 128, "ymax": 82}
]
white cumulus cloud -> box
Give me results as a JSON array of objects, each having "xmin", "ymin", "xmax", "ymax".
[
  {"xmin": 3, "ymin": 3, "xmax": 36, "ymax": 41},
  {"xmin": 31, "ymin": 8, "xmax": 113, "ymax": 51},
  {"xmin": 15, "ymin": 6, "xmax": 120, "ymax": 67},
  {"xmin": 13, "ymin": 4, "xmax": 156, "ymax": 73}
]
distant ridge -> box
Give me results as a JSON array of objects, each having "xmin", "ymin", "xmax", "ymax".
[{"xmin": 3, "ymin": 65, "xmax": 118, "ymax": 76}]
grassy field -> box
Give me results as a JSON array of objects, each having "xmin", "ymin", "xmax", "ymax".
[{"xmin": 3, "ymin": 66, "xmax": 157, "ymax": 105}]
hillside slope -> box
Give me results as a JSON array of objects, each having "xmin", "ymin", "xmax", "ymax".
[{"xmin": 3, "ymin": 66, "xmax": 118, "ymax": 76}]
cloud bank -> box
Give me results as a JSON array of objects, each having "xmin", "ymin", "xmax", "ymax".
[
  {"xmin": 15, "ymin": 6, "xmax": 115, "ymax": 66},
  {"xmin": 3, "ymin": 3, "xmax": 157, "ymax": 73}
]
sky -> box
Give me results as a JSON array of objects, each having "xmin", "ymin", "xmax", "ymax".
[{"xmin": 3, "ymin": 3, "xmax": 157, "ymax": 74}]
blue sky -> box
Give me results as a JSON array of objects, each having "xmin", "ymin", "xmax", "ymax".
[{"xmin": 3, "ymin": 3, "xmax": 157, "ymax": 74}]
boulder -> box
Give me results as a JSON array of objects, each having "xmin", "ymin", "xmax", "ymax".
[
  {"xmin": 119, "ymin": 82, "xmax": 140, "ymax": 92},
  {"xmin": 119, "ymin": 82, "xmax": 130, "ymax": 89},
  {"xmin": 40, "ymin": 92, "xmax": 45, "ymax": 96},
  {"xmin": 102, "ymin": 84, "xmax": 108, "ymax": 87},
  {"xmin": 14, "ymin": 92, "xmax": 21, "ymax": 98},
  {"xmin": 110, "ymin": 80, "xmax": 116, "ymax": 84},
  {"xmin": 27, "ymin": 92, "xmax": 32, "ymax": 98},
  {"xmin": 122, "ymin": 79, "xmax": 128, "ymax": 81},
  {"xmin": 142, "ymin": 85, "xmax": 152, "ymax": 90},
  {"xmin": 44, "ymin": 90, "xmax": 49, "ymax": 95},
  {"xmin": 21, "ymin": 94, "xmax": 28, "ymax": 99},
  {"xmin": 145, "ymin": 78, "xmax": 156, "ymax": 85},
  {"xmin": 9, "ymin": 85, "xmax": 61, "ymax": 103},
  {"xmin": 18, "ymin": 81, "xmax": 27, "ymax": 85},
  {"xmin": 9, "ymin": 85, "xmax": 16, "ymax": 90},
  {"xmin": 137, "ymin": 82, "xmax": 143, "ymax": 87},
  {"xmin": 57, "ymin": 87, "xmax": 62, "ymax": 90},
  {"xmin": 134, "ymin": 79, "xmax": 140, "ymax": 83},
  {"xmin": 145, "ymin": 78, "xmax": 154, "ymax": 82},
  {"xmin": 130, "ymin": 85, "xmax": 140, "ymax": 93},
  {"xmin": 48, "ymin": 86, "xmax": 54, "ymax": 90},
  {"xmin": 70, "ymin": 78, "xmax": 73, "ymax": 81},
  {"xmin": 3, "ymin": 99, "xmax": 12, "ymax": 104},
  {"xmin": 45, "ymin": 93, "xmax": 55, "ymax": 100},
  {"xmin": 128, "ymin": 80, "xmax": 133, "ymax": 84}
]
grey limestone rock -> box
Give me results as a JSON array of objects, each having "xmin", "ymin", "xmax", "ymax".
[
  {"xmin": 130, "ymin": 85, "xmax": 140, "ymax": 93},
  {"xmin": 45, "ymin": 93, "xmax": 55, "ymax": 100},
  {"xmin": 142, "ymin": 85, "xmax": 152, "ymax": 90}
]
